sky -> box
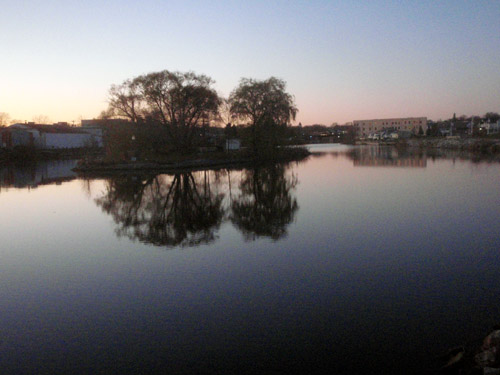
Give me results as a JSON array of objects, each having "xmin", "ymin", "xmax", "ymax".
[{"xmin": 1, "ymin": 0, "xmax": 500, "ymax": 125}]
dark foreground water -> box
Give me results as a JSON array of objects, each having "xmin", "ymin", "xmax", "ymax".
[{"xmin": 1, "ymin": 145, "xmax": 499, "ymax": 374}]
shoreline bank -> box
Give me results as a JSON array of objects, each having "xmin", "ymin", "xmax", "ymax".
[
  {"xmin": 357, "ymin": 137, "xmax": 500, "ymax": 154},
  {"xmin": 405, "ymin": 137, "xmax": 500, "ymax": 153},
  {"xmin": 0, "ymin": 148, "xmax": 101, "ymax": 165},
  {"xmin": 73, "ymin": 147, "xmax": 311, "ymax": 175}
]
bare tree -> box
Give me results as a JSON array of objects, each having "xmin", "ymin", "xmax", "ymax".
[
  {"xmin": 216, "ymin": 97, "xmax": 233, "ymax": 127},
  {"xmin": 107, "ymin": 70, "xmax": 221, "ymax": 152},
  {"xmin": 32, "ymin": 115, "xmax": 51, "ymax": 124},
  {"xmin": 484, "ymin": 112, "xmax": 500, "ymax": 123},
  {"xmin": 0, "ymin": 112, "xmax": 10, "ymax": 127},
  {"xmin": 98, "ymin": 108, "xmax": 115, "ymax": 120},
  {"xmin": 108, "ymin": 78, "xmax": 145, "ymax": 123}
]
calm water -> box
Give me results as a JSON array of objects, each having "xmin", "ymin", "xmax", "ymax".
[{"xmin": 1, "ymin": 145, "xmax": 499, "ymax": 374}]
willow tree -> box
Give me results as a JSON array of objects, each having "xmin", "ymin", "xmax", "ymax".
[
  {"xmin": 231, "ymin": 164, "xmax": 298, "ymax": 240},
  {"xmin": 229, "ymin": 77, "xmax": 297, "ymax": 155},
  {"xmin": 0, "ymin": 112, "xmax": 10, "ymax": 127},
  {"xmin": 108, "ymin": 70, "xmax": 221, "ymax": 152}
]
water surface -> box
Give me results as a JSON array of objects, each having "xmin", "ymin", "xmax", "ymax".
[{"xmin": 1, "ymin": 145, "xmax": 499, "ymax": 374}]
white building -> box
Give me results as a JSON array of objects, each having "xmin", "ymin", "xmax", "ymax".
[
  {"xmin": 1, "ymin": 123, "xmax": 103, "ymax": 149},
  {"xmin": 225, "ymin": 138, "xmax": 241, "ymax": 151},
  {"xmin": 481, "ymin": 121, "xmax": 500, "ymax": 135},
  {"xmin": 353, "ymin": 117, "xmax": 427, "ymax": 138}
]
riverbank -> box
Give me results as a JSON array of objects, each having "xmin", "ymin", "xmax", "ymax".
[
  {"xmin": 0, "ymin": 147, "xmax": 102, "ymax": 165},
  {"xmin": 404, "ymin": 137, "xmax": 500, "ymax": 153},
  {"xmin": 73, "ymin": 147, "xmax": 311, "ymax": 175}
]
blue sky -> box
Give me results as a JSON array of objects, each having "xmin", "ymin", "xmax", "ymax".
[{"xmin": 1, "ymin": 0, "xmax": 499, "ymax": 124}]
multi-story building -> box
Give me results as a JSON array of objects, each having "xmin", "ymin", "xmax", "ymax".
[{"xmin": 353, "ymin": 117, "xmax": 427, "ymax": 138}]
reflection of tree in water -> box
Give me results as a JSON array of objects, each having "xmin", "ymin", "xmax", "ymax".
[
  {"xmin": 230, "ymin": 164, "xmax": 298, "ymax": 241},
  {"xmin": 95, "ymin": 172, "xmax": 225, "ymax": 247}
]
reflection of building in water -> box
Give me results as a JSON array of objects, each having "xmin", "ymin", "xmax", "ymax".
[
  {"xmin": 353, "ymin": 158, "xmax": 427, "ymax": 167},
  {"xmin": 353, "ymin": 117, "xmax": 427, "ymax": 138},
  {"xmin": 0, "ymin": 160, "xmax": 78, "ymax": 189},
  {"xmin": 351, "ymin": 146, "xmax": 427, "ymax": 167}
]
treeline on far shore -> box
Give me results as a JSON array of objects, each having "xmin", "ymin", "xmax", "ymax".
[
  {"xmin": 1, "ymin": 70, "xmax": 309, "ymax": 167},
  {"xmin": 80, "ymin": 71, "xmax": 319, "ymax": 170},
  {"xmin": 3, "ymin": 67, "xmax": 498, "ymax": 166}
]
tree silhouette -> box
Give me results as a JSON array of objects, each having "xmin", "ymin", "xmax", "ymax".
[
  {"xmin": 231, "ymin": 164, "xmax": 298, "ymax": 241},
  {"xmin": 95, "ymin": 171, "xmax": 225, "ymax": 247},
  {"xmin": 0, "ymin": 112, "xmax": 10, "ymax": 127},
  {"xmin": 107, "ymin": 70, "xmax": 221, "ymax": 152},
  {"xmin": 229, "ymin": 77, "xmax": 297, "ymax": 155},
  {"xmin": 94, "ymin": 164, "xmax": 302, "ymax": 247},
  {"xmin": 484, "ymin": 112, "xmax": 500, "ymax": 123}
]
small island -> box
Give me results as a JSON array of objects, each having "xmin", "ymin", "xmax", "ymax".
[
  {"xmin": 74, "ymin": 147, "xmax": 311, "ymax": 174},
  {"xmin": 72, "ymin": 72, "xmax": 311, "ymax": 173}
]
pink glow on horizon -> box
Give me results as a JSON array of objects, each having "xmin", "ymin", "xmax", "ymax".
[{"xmin": 1, "ymin": 1, "xmax": 499, "ymax": 125}]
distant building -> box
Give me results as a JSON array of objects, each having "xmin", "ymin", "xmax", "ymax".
[
  {"xmin": 1, "ymin": 123, "xmax": 103, "ymax": 149},
  {"xmin": 353, "ymin": 117, "xmax": 427, "ymax": 138},
  {"xmin": 481, "ymin": 120, "xmax": 500, "ymax": 135},
  {"xmin": 81, "ymin": 119, "xmax": 132, "ymax": 129},
  {"xmin": 225, "ymin": 138, "xmax": 241, "ymax": 151},
  {"xmin": 1, "ymin": 125, "xmax": 36, "ymax": 148}
]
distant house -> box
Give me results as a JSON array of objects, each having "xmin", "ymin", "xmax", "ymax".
[
  {"xmin": 225, "ymin": 138, "xmax": 241, "ymax": 151},
  {"xmin": 81, "ymin": 119, "xmax": 132, "ymax": 131},
  {"xmin": 1, "ymin": 126, "xmax": 37, "ymax": 148},
  {"xmin": 439, "ymin": 128, "xmax": 451, "ymax": 137},
  {"xmin": 481, "ymin": 121, "xmax": 500, "ymax": 135},
  {"xmin": 0, "ymin": 123, "xmax": 103, "ymax": 149}
]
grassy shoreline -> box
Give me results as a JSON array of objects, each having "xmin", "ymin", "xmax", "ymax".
[{"xmin": 73, "ymin": 147, "xmax": 311, "ymax": 175}]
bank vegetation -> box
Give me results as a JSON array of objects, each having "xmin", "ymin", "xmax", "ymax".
[{"xmin": 76, "ymin": 70, "xmax": 309, "ymax": 172}]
